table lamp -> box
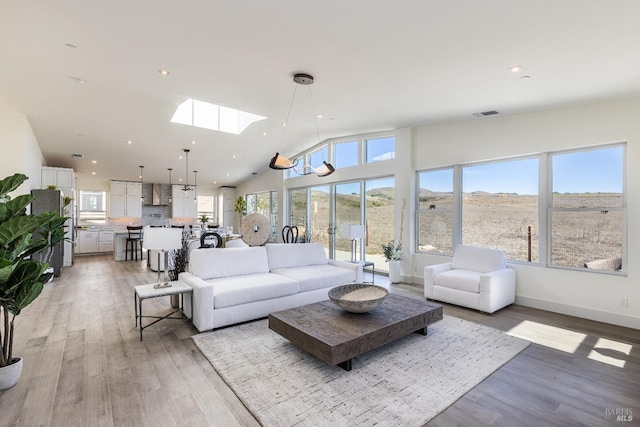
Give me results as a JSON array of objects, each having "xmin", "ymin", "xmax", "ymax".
[
  {"xmin": 143, "ymin": 226, "xmax": 183, "ymax": 288},
  {"xmin": 343, "ymin": 224, "xmax": 365, "ymax": 263}
]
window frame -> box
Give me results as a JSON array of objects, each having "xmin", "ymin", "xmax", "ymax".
[
  {"xmin": 415, "ymin": 142, "xmax": 626, "ymax": 275},
  {"xmin": 546, "ymin": 143, "xmax": 626, "ymax": 275}
]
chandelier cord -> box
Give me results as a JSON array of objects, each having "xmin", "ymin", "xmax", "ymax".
[{"xmin": 281, "ymin": 84, "xmax": 298, "ymax": 143}]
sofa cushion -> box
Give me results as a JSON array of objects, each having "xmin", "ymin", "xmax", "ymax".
[
  {"xmin": 189, "ymin": 247, "xmax": 269, "ymax": 280},
  {"xmin": 272, "ymin": 264, "xmax": 356, "ymax": 292},
  {"xmin": 451, "ymin": 245, "xmax": 506, "ymax": 273},
  {"xmin": 265, "ymin": 242, "xmax": 328, "ymax": 270},
  {"xmin": 211, "ymin": 273, "xmax": 299, "ymax": 309},
  {"xmin": 434, "ymin": 269, "xmax": 482, "ymax": 293}
]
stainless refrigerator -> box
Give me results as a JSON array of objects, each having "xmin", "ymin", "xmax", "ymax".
[{"xmin": 31, "ymin": 189, "xmax": 67, "ymax": 276}]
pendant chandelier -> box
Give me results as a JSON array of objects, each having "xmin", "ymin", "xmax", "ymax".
[
  {"xmin": 139, "ymin": 165, "xmax": 144, "ymax": 201},
  {"xmin": 168, "ymin": 168, "xmax": 173, "ymax": 203},
  {"xmin": 268, "ymin": 73, "xmax": 335, "ymax": 177},
  {"xmin": 182, "ymin": 149, "xmax": 194, "ymax": 193},
  {"xmin": 193, "ymin": 170, "xmax": 198, "ymax": 201}
]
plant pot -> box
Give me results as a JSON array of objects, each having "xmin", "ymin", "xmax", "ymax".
[
  {"xmin": 0, "ymin": 357, "xmax": 23, "ymax": 390},
  {"xmin": 388, "ymin": 260, "xmax": 401, "ymax": 283}
]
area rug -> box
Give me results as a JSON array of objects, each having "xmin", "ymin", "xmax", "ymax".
[{"xmin": 192, "ymin": 316, "xmax": 530, "ymax": 427}]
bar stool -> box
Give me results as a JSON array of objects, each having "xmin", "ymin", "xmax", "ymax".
[{"xmin": 126, "ymin": 226, "xmax": 143, "ymax": 261}]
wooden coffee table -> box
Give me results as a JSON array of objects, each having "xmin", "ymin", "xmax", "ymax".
[{"xmin": 268, "ymin": 293, "xmax": 443, "ymax": 371}]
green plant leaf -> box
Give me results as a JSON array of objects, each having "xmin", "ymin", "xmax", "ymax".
[
  {"xmin": 4, "ymin": 260, "xmax": 47, "ymax": 314},
  {"xmin": 0, "ymin": 215, "xmax": 52, "ymax": 247},
  {"xmin": 0, "ymin": 194, "xmax": 34, "ymax": 224},
  {"xmin": 0, "ymin": 174, "xmax": 27, "ymax": 197}
]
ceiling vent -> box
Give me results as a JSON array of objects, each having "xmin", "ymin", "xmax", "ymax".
[
  {"xmin": 473, "ymin": 111, "xmax": 500, "ymax": 118},
  {"xmin": 71, "ymin": 153, "xmax": 84, "ymax": 158}
]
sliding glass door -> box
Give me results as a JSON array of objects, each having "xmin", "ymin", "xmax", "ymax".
[
  {"xmin": 287, "ymin": 176, "xmax": 395, "ymax": 273},
  {"xmin": 364, "ymin": 177, "xmax": 395, "ymax": 273},
  {"xmin": 335, "ymin": 181, "xmax": 361, "ymax": 262},
  {"xmin": 309, "ymin": 185, "xmax": 330, "ymax": 252}
]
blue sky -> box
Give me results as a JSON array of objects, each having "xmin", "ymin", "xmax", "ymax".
[{"xmin": 421, "ymin": 146, "xmax": 623, "ymax": 195}]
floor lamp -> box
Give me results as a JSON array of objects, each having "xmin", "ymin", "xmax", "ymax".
[
  {"xmin": 143, "ymin": 226, "xmax": 183, "ymax": 288},
  {"xmin": 343, "ymin": 224, "xmax": 365, "ymax": 263}
]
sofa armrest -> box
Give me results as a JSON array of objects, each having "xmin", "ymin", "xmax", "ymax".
[
  {"xmin": 328, "ymin": 259, "xmax": 363, "ymax": 283},
  {"xmin": 424, "ymin": 262, "xmax": 453, "ymax": 298},
  {"xmin": 179, "ymin": 272, "xmax": 215, "ymax": 332},
  {"xmin": 478, "ymin": 268, "xmax": 516, "ymax": 313}
]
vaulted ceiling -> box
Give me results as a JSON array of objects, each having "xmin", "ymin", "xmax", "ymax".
[{"xmin": 2, "ymin": 1, "xmax": 640, "ymax": 186}]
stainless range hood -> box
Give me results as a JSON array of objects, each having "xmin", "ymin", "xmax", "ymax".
[{"xmin": 143, "ymin": 183, "xmax": 170, "ymax": 206}]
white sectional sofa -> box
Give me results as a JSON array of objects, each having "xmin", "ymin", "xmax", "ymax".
[{"xmin": 180, "ymin": 242, "xmax": 363, "ymax": 331}]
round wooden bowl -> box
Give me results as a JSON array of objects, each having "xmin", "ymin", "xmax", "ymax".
[{"xmin": 328, "ymin": 284, "xmax": 389, "ymax": 313}]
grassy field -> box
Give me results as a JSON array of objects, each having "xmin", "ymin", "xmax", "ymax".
[
  {"xmin": 419, "ymin": 191, "xmax": 623, "ymax": 269},
  {"xmin": 288, "ymin": 188, "xmax": 623, "ymax": 271}
]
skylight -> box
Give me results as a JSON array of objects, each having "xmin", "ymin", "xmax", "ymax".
[{"xmin": 171, "ymin": 98, "xmax": 266, "ymax": 135}]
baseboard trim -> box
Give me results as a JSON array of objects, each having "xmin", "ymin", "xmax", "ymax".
[{"xmin": 516, "ymin": 295, "xmax": 640, "ymax": 330}]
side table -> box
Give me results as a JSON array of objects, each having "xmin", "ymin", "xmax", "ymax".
[
  {"xmin": 347, "ymin": 260, "xmax": 375, "ymax": 284},
  {"xmin": 134, "ymin": 281, "xmax": 193, "ymax": 341}
]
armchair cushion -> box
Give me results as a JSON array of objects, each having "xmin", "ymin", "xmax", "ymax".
[
  {"xmin": 451, "ymin": 245, "xmax": 506, "ymax": 273},
  {"xmin": 434, "ymin": 269, "xmax": 482, "ymax": 293}
]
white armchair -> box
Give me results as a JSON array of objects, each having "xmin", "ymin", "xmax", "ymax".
[{"xmin": 424, "ymin": 245, "xmax": 516, "ymax": 313}]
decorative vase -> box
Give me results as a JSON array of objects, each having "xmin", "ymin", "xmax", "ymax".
[
  {"xmin": 0, "ymin": 357, "xmax": 23, "ymax": 390},
  {"xmin": 388, "ymin": 260, "xmax": 401, "ymax": 283}
]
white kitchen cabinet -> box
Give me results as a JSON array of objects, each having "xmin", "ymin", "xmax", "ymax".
[
  {"xmin": 171, "ymin": 185, "xmax": 197, "ymax": 218},
  {"xmin": 99, "ymin": 230, "xmax": 114, "ymax": 252},
  {"xmin": 77, "ymin": 229, "xmax": 114, "ymax": 254},
  {"xmin": 77, "ymin": 230, "xmax": 99, "ymax": 254},
  {"xmin": 41, "ymin": 167, "xmax": 74, "ymax": 189},
  {"xmin": 109, "ymin": 181, "xmax": 142, "ymax": 218}
]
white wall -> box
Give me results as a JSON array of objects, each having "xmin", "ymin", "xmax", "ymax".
[
  {"xmin": 0, "ymin": 108, "xmax": 45, "ymax": 195},
  {"xmin": 411, "ymin": 97, "xmax": 640, "ymax": 329}
]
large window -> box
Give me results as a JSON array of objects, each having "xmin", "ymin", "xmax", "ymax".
[
  {"xmin": 79, "ymin": 190, "xmax": 107, "ymax": 224},
  {"xmin": 416, "ymin": 143, "xmax": 626, "ymax": 274},
  {"xmin": 418, "ymin": 168, "xmax": 454, "ymax": 255},
  {"xmin": 334, "ymin": 140, "xmax": 359, "ymax": 169},
  {"xmin": 366, "ymin": 136, "xmax": 395, "ymax": 163},
  {"xmin": 245, "ymin": 190, "xmax": 278, "ymax": 240},
  {"xmin": 307, "ymin": 146, "xmax": 329, "ymax": 170},
  {"xmin": 550, "ymin": 145, "xmax": 624, "ymax": 271},
  {"xmin": 462, "ymin": 158, "xmax": 539, "ymax": 262},
  {"xmin": 197, "ymin": 195, "xmax": 216, "ymax": 223}
]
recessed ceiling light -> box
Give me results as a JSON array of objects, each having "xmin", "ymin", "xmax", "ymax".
[
  {"xmin": 127, "ymin": 140, "xmax": 132, "ymax": 144},
  {"xmin": 316, "ymin": 114, "xmax": 323, "ymax": 119},
  {"xmin": 232, "ymin": 154, "xmax": 236, "ymax": 159},
  {"xmin": 508, "ymin": 65, "xmax": 524, "ymax": 73},
  {"xmin": 226, "ymin": 173, "xmax": 230, "ymax": 176},
  {"xmin": 92, "ymin": 172, "xmax": 96, "ymax": 175},
  {"xmin": 213, "ymin": 181, "xmax": 217, "ymax": 184},
  {"xmin": 262, "ymin": 132, "xmax": 267, "ymax": 136},
  {"xmin": 191, "ymin": 140, "xmax": 196, "ymax": 144},
  {"xmin": 91, "ymin": 160, "xmax": 97, "ymax": 164},
  {"xmin": 158, "ymin": 69, "xmax": 170, "ymax": 76},
  {"xmin": 179, "ymin": 155, "xmax": 183, "ymax": 160},
  {"xmin": 179, "ymin": 178, "xmax": 183, "ymax": 182}
]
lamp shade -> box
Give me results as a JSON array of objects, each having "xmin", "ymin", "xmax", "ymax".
[
  {"xmin": 142, "ymin": 227, "xmax": 183, "ymax": 250},
  {"xmin": 343, "ymin": 224, "xmax": 365, "ymax": 239}
]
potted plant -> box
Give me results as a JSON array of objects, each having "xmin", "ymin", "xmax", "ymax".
[
  {"xmin": 198, "ymin": 214, "xmax": 209, "ymax": 233},
  {"xmin": 382, "ymin": 241, "xmax": 403, "ymax": 283},
  {"xmin": 0, "ymin": 173, "xmax": 62, "ymax": 390},
  {"xmin": 234, "ymin": 197, "xmax": 247, "ymax": 231}
]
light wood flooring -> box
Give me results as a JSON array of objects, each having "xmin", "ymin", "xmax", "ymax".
[{"xmin": 0, "ymin": 255, "xmax": 638, "ymax": 426}]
